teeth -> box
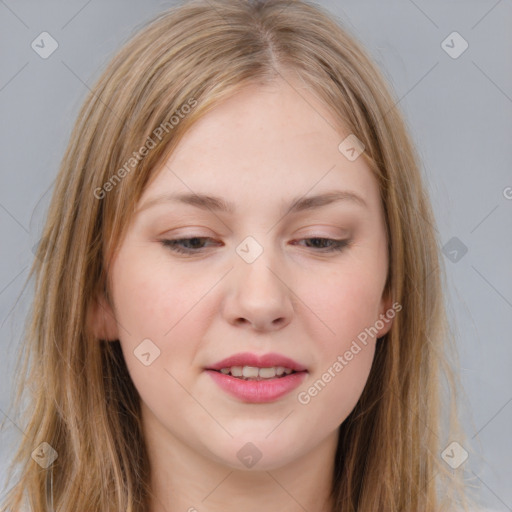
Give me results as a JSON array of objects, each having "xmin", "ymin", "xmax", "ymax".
[
  {"xmin": 242, "ymin": 366, "xmax": 260, "ymax": 378},
  {"xmin": 230, "ymin": 366, "xmax": 243, "ymax": 377},
  {"xmin": 259, "ymin": 367, "xmax": 276, "ymax": 378},
  {"xmin": 218, "ymin": 365, "xmax": 296, "ymax": 380}
]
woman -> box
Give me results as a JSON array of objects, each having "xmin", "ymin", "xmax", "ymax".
[{"xmin": 0, "ymin": 0, "xmax": 477, "ymax": 510}]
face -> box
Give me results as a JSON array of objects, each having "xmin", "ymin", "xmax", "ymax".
[{"xmin": 95, "ymin": 77, "xmax": 393, "ymax": 472}]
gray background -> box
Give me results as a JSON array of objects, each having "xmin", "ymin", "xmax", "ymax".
[{"xmin": 0, "ymin": 1, "xmax": 511, "ymax": 510}]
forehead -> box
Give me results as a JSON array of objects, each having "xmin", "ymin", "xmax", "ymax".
[{"xmin": 140, "ymin": 79, "xmax": 381, "ymax": 217}]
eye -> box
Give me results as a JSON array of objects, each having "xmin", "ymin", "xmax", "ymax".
[
  {"xmin": 159, "ymin": 236, "xmax": 351, "ymax": 255},
  {"xmin": 160, "ymin": 237, "xmax": 218, "ymax": 255},
  {"xmin": 292, "ymin": 237, "xmax": 351, "ymax": 252}
]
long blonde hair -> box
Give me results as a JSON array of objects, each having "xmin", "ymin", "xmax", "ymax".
[{"xmin": 1, "ymin": 0, "xmax": 477, "ymax": 510}]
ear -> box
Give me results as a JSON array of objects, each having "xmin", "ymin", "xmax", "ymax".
[
  {"xmin": 375, "ymin": 288, "xmax": 396, "ymax": 339},
  {"xmin": 87, "ymin": 290, "xmax": 119, "ymax": 341}
]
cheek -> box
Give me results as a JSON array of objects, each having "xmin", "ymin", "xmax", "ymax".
[
  {"xmin": 295, "ymin": 265, "xmax": 382, "ymax": 419},
  {"xmin": 110, "ymin": 250, "xmax": 207, "ymax": 417},
  {"xmin": 109, "ymin": 249, "xmax": 202, "ymax": 383},
  {"xmin": 110, "ymin": 247, "xmax": 208, "ymax": 339},
  {"xmin": 304, "ymin": 264, "xmax": 384, "ymax": 352}
]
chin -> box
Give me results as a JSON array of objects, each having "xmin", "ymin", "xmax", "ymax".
[{"xmin": 206, "ymin": 436, "xmax": 305, "ymax": 472}]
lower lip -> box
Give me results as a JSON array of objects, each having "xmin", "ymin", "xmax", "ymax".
[{"xmin": 205, "ymin": 370, "xmax": 308, "ymax": 403}]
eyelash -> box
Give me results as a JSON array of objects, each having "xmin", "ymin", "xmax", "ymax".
[{"xmin": 159, "ymin": 236, "xmax": 351, "ymax": 255}]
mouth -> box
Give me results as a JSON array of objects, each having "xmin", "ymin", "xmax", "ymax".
[{"xmin": 204, "ymin": 353, "xmax": 308, "ymax": 403}]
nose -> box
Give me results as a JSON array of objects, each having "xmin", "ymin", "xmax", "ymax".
[{"xmin": 221, "ymin": 247, "xmax": 294, "ymax": 332}]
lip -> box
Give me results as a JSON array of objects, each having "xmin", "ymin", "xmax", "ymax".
[
  {"xmin": 205, "ymin": 369, "xmax": 308, "ymax": 403},
  {"xmin": 204, "ymin": 352, "xmax": 308, "ymax": 403},
  {"xmin": 205, "ymin": 352, "xmax": 308, "ymax": 372}
]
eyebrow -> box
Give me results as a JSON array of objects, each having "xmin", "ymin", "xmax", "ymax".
[{"xmin": 137, "ymin": 190, "xmax": 368, "ymax": 215}]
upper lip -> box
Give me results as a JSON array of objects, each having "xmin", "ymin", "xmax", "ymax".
[{"xmin": 206, "ymin": 352, "xmax": 308, "ymax": 372}]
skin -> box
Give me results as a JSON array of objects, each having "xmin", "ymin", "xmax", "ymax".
[{"xmin": 92, "ymin": 75, "xmax": 393, "ymax": 512}]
